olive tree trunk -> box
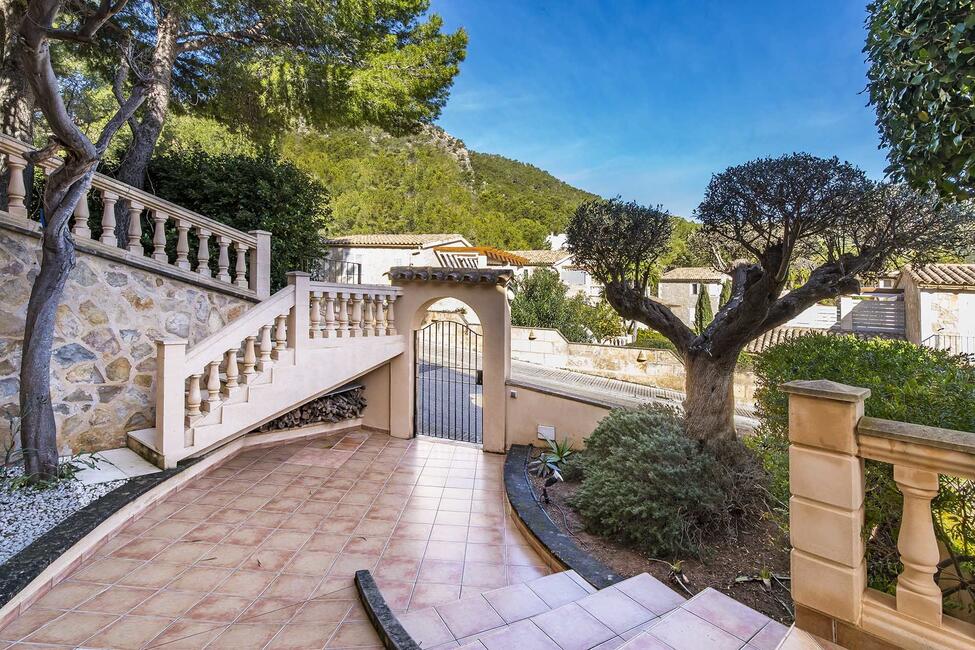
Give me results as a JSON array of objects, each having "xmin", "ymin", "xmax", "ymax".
[{"xmin": 683, "ymin": 350, "xmax": 739, "ymax": 443}]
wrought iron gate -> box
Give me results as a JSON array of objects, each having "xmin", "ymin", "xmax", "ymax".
[{"xmin": 414, "ymin": 320, "xmax": 483, "ymax": 444}]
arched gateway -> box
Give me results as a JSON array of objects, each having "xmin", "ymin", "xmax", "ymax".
[{"xmin": 387, "ymin": 267, "xmax": 512, "ymax": 453}]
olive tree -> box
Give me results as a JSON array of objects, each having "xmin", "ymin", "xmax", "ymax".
[
  {"xmin": 18, "ymin": 0, "xmax": 146, "ymax": 480},
  {"xmin": 566, "ymin": 155, "xmax": 973, "ymax": 443}
]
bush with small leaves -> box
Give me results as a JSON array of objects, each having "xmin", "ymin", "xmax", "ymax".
[{"xmin": 568, "ymin": 406, "xmax": 765, "ymax": 557}]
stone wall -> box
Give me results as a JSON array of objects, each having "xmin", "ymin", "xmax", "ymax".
[
  {"xmin": 1, "ymin": 226, "xmax": 255, "ymax": 454},
  {"xmin": 511, "ymin": 326, "xmax": 757, "ymax": 403}
]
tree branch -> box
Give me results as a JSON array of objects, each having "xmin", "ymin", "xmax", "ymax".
[{"xmin": 604, "ymin": 281, "xmax": 694, "ymax": 356}]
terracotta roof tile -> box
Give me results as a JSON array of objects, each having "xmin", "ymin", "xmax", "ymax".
[
  {"xmin": 905, "ymin": 263, "xmax": 975, "ymax": 288},
  {"xmin": 660, "ymin": 267, "xmax": 728, "ymax": 282},
  {"xmin": 326, "ymin": 233, "xmax": 468, "ymax": 248},
  {"xmin": 508, "ymin": 250, "xmax": 572, "ymax": 265}
]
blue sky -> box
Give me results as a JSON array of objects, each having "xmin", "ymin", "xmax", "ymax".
[{"xmin": 431, "ymin": 0, "xmax": 889, "ymax": 218}]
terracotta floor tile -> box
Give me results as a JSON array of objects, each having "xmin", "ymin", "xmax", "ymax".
[
  {"xmin": 410, "ymin": 582, "xmax": 462, "ymax": 610},
  {"xmin": 183, "ymin": 522, "xmax": 235, "ymax": 544},
  {"xmin": 264, "ymin": 574, "xmax": 320, "ymax": 600},
  {"xmin": 354, "ymin": 518, "xmax": 396, "ymax": 537},
  {"xmin": 424, "ymin": 540, "xmax": 467, "ymax": 562},
  {"xmin": 118, "ymin": 561, "xmax": 187, "ymax": 588},
  {"xmin": 383, "ymin": 538, "xmax": 428, "ymax": 560},
  {"xmin": 749, "ymin": 620, "xmax": 790, "ymax": 650},
  {"xmin": 245, "ymin": 510, "xmax": 291, "ymax": 528},
  {"xmin": 400, "ymin": 507, "xmax": 438, "ymax": 524},
  {"xmin": 467, "ymin": 527, "xmax": 504, "ymax": 545},
  {"xmin": 131, "ymin": 590, "xmax": 203, "ymax": 618},
  {"xmin": 168, "ymin": 567, "xmax": 234, "ymax": 593},
  {"xmin": 262, "ymin": 530, "xmax": 312, "ymax": 551},
  {"xmin": 85, "ymin": 614, "xmax": 174, "ymax": 649},
  {"xmin": 326, "ymin": 620, "xmax": 381, "ymax": 648},
  {"xmin": 418, "ymin": 559, "xmax": 465, "ymax": 584},
  {"xmin": 614, "ymin": 574, "xmax": 686, "ymax": 616},
  {"xmin": 243, "ymin": 548, "xmax": 297, "ymax": 572},
  {"xmin": 284, "ymin": 550, "xmax": 338, "ymax": 575},
  {"xmin": 76, "ymin": 585, "xmax": 154, "ymax": 614},
  {"xmin": 327, "ymin": 553, "xmax": 379, "ymax": 579},
  {"xmin": 436, "ymin": 595, "xmax": 505, "ymax": 639},
  {"xmin": 373, "ymin": 580, "xmax": 414, "ymax": 609},
  {"xmin": 533, "ymin": 602, "xmax": 616, "ymax": 650},
  {"xmin": 297, "ymin": 500, "xmax": 335, "ymax": 516},
  {"xmin": 153, "ymin": 541, "xmax": 215, "ymax": 565},
  {"xmin": 224, "ymin": 526, "xmax": 273, "ymax": 546},
  {"xmin": 577, "ymin": 588, "xmax": 657, "ymax": 635},
  {"xmin": 206, "ymin": 507, "xmax": 252, "ymax": 524},
  {"xmin": 183, "ymin": 593, "xmax": 252, "ymax": 622},
  {"xmin": 374, "ymin": 557, "xmax": 421, "ymax": 583},
  {"xmin": 482, "ymin": 583, "xmax": 550, "ymax": 624},
  {"xmin": 143, "ymin": 519, "xmax": 199, "ymax": 540},
  {"xmin": 682, "ymin": 588, "xmax": 770, "ymax": 641},
  {"xmin": 343, "ymin": 535, "xmax": 388, "ymax": 556},
  {"xmin": 645, "ymin": 609, "xmax": 743, "ymax": 650},
  {"xmin": 0, "ymin": 607, "xmax": 62, "ymax": 641},
  {"xmin": 33, "ymin": 581, "xmax": 105, "ymax": 610},
  {"xmin": 280, "ymin": 513, "xmax": 325, "ymax": 531},
  {"xmin": 434, "ymin": 511, "xmax": 471, "ymax": 527},
  {"xmin": 480, "ymin": 620, "xmax": 561, "ymax": 650},
  {"xmin": 214, "ymin": 569, "xmax": 277, "ymax": 599},
  {"xmin": 527, "ymin": 572, "xmax": 590, "ymax": 609},
  {"xmin": 464, "ymin": 544, "xmax": 505, "ymax": 565},
  {"xmin": 462, "ymin": 563, "xmax": 507, "ymax": 589},
  {"xmin": 319, "ymin": 516, "xmax": 362, "ymax": 534},
  {"xmin": 24, "ymin": 610, "xmax": 118, "ymax": 646},
  {"xmin": 392, "ymin": 522, "xmax": 433, "ymax": 540},
  {"xmin": 430, "ymin": 524, "xmax": 469, "ymax": 542},
  {"xmin": 239, "ymin": 597, "xmax": 303, "ymax": 623},
  {"xmin": 399, "ymin": 607, "xmax": 454, "ymax": 647},
  {"xmin": 210, "ymin": 622, "xmax": 284, "ymax": 649},
  {"xmin": 267, "ymin": 621, "xmax": 339, "ymax": 649},
  {"xmin": 305, "ymin": 533, "xmax": 351, "ymax": 553},
  {"xmin": 292, "ymin": 599, "xmax": 354, "ymax": 623},
  {"xmin": 111, "ymin": 537, "xmax": 169, "ymax": 560},
  {"xmin": 197, "ymin": 543, "xmax": 255, "ymax": 568}
]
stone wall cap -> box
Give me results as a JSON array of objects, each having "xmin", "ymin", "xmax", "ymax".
[
  {"xmin": 389, "ymin": 266, "xmax": 513, "ymax": 286},
  {"xmin": 859, "ymin": 416, "xmax": 975, "ymax": 456},
  {"xmin": 781, "ymin": 379, "xmax": 871, "ymax": 402}
]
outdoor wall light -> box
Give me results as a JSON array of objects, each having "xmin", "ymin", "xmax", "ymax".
[
  {"xmin": 636, "ymin": 349, "xmax": 648, "ymax": 363},
  {"xmin": 528, "ymin": 329, "xmax": 537, "ymax": 340}
]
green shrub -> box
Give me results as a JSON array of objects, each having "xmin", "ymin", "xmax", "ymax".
[
  {"xmin": 629, "ymin": 328, "xmax": 676, "ymax": 352},
  {"xmin": 568, "ymin": 406, "xmax": 765, "ymax": 557},
  {"xmin": 751, "ymin": 334, "xmax": 975, "ymax": 603}
]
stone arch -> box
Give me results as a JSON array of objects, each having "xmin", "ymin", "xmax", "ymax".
[{"xmin": 388, "ymin": 268, "xmax": 511, "ymax": 452}]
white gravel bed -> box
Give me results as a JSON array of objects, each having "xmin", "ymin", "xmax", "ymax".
[{"xmin": 0, "ymin": 465, "xmax": 126, "ymax": 565}]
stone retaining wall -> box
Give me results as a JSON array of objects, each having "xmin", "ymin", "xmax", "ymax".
[{"xmin": 1, "ymin": 225, "xmax": 254, "ymax": 454}]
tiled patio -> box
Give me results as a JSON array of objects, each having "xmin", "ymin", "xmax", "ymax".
[{"xmin": 0, "ymin": 430, "xmax": 550, "ymax": 649}]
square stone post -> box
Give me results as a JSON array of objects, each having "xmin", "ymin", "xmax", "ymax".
[
  {"xmin": 287, "ymin": 271, "xmax": 310, "ymax": 359},
  {"xmin": 154, "ymin": 339, "xmax": 188, "ymax": 469},
  {"xmin": 248, "ymin": 230, "xmax": 272, "ymax": 299},
  {"xmin": 782, "ymin": 379, "xmax": 870, "ymax": 631}
]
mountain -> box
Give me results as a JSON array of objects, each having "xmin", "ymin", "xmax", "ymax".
[{"xmin": 280, "ymin": 126, "xmax": 598, "ymax": 249}]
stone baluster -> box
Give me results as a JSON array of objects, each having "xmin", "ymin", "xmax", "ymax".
[
  {"xmin": 336, "ymin": 292, "xmax": 349, "ymax": 337},
  {"xmin": 234, "ymin": 242, "xmax": 248, "ymax": 288},
  {"xmin": 4, "ymin": 154, "xmax": 27, "ymax": 218},
  {"xmin": 223, "ymin": 348, "xmax": 239, "ymax": 392},
  {"xmin": 361, "ymin": 294, "xmax": 374, "ymax": 337},
  {"xmin": 175, "ymin": 219, "xmax": 191, "ymax": 269},
  {"xmin": 186, "ymin": 374, "xmax": 202, "ymax": 417},
  {"xmin": 350, "ymin": 293, "xmax": 363, "ymax": 337},
  {"xmin": 273, "ymin": 314, "xmax": 288, "ymax": 354},
  {"xmin": 894, "ymin": 465, "xmax": 943, "ymax": 624},
  {"xmin": 203, "ymin": 361, "xmax": 222, "ymax": 411},
  {"xmin": 71, "ymin": 189, "xmax": 91, "ymax": 239},
  {"xmin": 386, "ymin": 295, "xmax": 397, "ymax": 335},
  {"xmin": 99, "ymin": 191, "xmax": 119, "ymax": 246},
  {"xmin": 375, "ymin": 295, "xmax": 387, "ymax": 336},
  {"xmin": 126, "ymin": 200, "xmax": 144, "ymax": 254},
  {"xmin": 257, "ymin": 325, "xmax": 273, "ymax": 370},
  {"xmin": 309, "ymin": 292, "xmax": 322, "ymax": 338},
  {"xmin": 196, "ymin": 227, "xmax": 211, "ymax": 276},
  {"xmin": 151, "ymin": 210, "xmax": 168, "ymax": 261},
  {"xmin": 216, "ymin": 235, "xmax": 231, "ymax": 282},
  {"xmin": 323, "ymin": 292, "xmax": 337, "ymax": 338},
  {"xmin": 242, "ymin": 336, "xmax": 257, "ymax": 381}
]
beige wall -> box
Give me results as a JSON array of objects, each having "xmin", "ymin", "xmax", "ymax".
[
  {"xmin": 657, "ymin": 280, "xmax": 722, "ymax": 326},
  {"xmin": 511, "ymin": 327, "xmax": 757, "ymax": 403},
  {"xmin": 0, "ymin": 225, "xmax": 254, "ymax": 454},
  {"xmin": 358, "ymin": 363, "xmax": 391, "ymax": 431},
  {"xmin": 505, "ymin": 382, "xmax": 611, "ymax": 450}
]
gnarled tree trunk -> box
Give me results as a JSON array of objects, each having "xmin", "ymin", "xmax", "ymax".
[
  {"xmin": 113, "ymin": 12, "xmax": 178, "ymax": 243},
  {"xmin": 683, "ymin": 349, "xmax": 739, "ymax": 443}
]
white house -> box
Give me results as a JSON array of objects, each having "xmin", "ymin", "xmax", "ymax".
[
  {"xmin": 322, "ymin": 233, "xmax": 471, "ymax": 284},
  {"xmin": 896, "ymin": 263, "xmax": 975, "ymax": 353},
  {"xmin": 657, "ymin": 267, "xmax": 728, "ymax": 327},
  {"xmin": 509, "ymin": 249, "xmax": 603, "ymax": 301}
]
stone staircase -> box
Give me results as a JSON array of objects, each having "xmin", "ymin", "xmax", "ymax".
[
  {"xmin": 395, "ymin": 569, "xmax": 789, "ymax": 650},
  {"xmin": 128, "ymin": 274, "xmax": 405, "ymax": 468}
]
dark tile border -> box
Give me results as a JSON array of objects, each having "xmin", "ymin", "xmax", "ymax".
[
  {"xmin": 354, "ymin": 570, "xmax": 420, "ymax": 650},
  {"xmin": 0, "ymin": 456, "xmax": 201, "ymax": 608},
  {"xmin": 504, "ymin": 444, "xmax": 623, "ymax": 589}
]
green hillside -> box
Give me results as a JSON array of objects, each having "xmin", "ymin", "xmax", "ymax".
[{"xmin": 280, "ymin": 127, "xmax": 598, "ymax": 249}]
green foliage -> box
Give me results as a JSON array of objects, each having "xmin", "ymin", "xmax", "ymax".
[
  {"xmin": 568, "ymin": 406, "xmax": 766, "ymax": 556},
  {"xmin": 510, "ymin": 270, "xmax": 621, "ymax": 343},
  {"xmin": 629, "ymin": 329, "xmax": 677, "ymax": 352},
  {"xmin": 529, "ymin": 437, "xmax": 574, "ymax": 480},
  {"xmin": 719, "ymin": 280, "xmax": 732, "ymax": 308},
  {"xmin": 281, "ymin": 127, "xmax": 595, "ymax": 248},
  {"xmin": 751, "ymin": 334, "xmax": 975, "ymax": 603},
  {"xmin": 144, "ymin": 149, "xmax": 331, "ymax": 291},
  {"xmin": 865, "ymin": 0, "xmax": 975, "ymax": 198},
  {"xmin": 693, "ymin": 288, "xmax": 714, "ymax": 334}
]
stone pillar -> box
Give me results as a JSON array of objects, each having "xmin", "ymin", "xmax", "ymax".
[
  {"xmin": 196, "ymin": 227, "xmax": 211, "ymax": 277},
  {"xmin": 154, "ymin": 339, "xmax": 188, "ymax": 469},
  {"xmin": 248, "ymin": 229, "xmax": 272, "ymax": 299},
  {"xmin": 71, "ymin": 189, "xmax": 91, "ymax": 239},
  {"xmin": 782, "ymin": 379, "xmax": 869, "ymax": 630},
  {"xmin": 287, "ymin": 272, "xmax": 311, "ymax": 358},
  {"xmin": 126, "ymin": 200, "xmax": 144, "ymax": 254},
  {"xmin": 216, "ymin": 235, "xmax": 231, "ymax": 282},
  {"xmin": 4, "ymin": 154, "xmax": 27, "ymax": 218},
  {"xmin": 99, "ymin": 191, "xmax": 119, "ymax": 246},
  {"xmin": 174, "ymin": 219, "xmax": 191, "ymax": 269},
  {"xmin": 151, "ymin": 210, "xmax": 168, "ymax": 261},
  {"xmin": 234, "ymin": 242, "xmax": 249, "ymax": 288},
  {"xmin": 894, "ymin": 465, "xmax": 942, "ymax": 624}
]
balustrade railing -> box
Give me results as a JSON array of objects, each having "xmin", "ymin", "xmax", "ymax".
[
  {"xmin": 783, "ymin": 379, "xmax": 975, "ymax": 650},
  {"xmin": 0, "ymin": 134, "xmax": 270, "ymax": 298},
  {"xmin": 154, "ymin": 274, "xmax": 402, "ymax": 462}
]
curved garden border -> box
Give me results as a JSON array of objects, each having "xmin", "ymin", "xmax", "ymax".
[
  {"xmin": 503, "ymin": 444, "xmax": 623, "ymax": 589},
  {"xmin": 354, "ymin": 570, "xmax": 420, "ymax": 650}
]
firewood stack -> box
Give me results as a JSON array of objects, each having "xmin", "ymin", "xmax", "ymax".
[{"xmin": 256, "ymin": 387, "xmax": 366, "ymax": 432}]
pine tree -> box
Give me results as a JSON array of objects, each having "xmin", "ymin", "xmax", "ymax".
[
  {"xmin": 694, "ymin": 286, "xmax": 714, "ymax": 335},
  {"xmin": 719, "ymin": 280, "xmax": 731, "ymax": 308}
]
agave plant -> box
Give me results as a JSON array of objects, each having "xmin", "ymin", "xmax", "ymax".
[{"xmin": 528, "ymin": 437, "xmax": 573, "ymax": 481}]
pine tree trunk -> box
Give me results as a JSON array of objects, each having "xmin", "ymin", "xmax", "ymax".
[
  {"xmin": 20, "ymin": 172, "xmax": 92, "ymax": 479},
  {"xmin": 113, "ymin": 12, "xmax": 178, "ymax": 242},
  {"xmin": 683, "ymin": 350, "xmax": 739, "ymax": 443}
]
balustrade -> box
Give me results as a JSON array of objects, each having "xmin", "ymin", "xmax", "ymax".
[
  {"xmin": 783, "ymin": 380, "xmax": 975, "ymax": 650},
  {"xmin": 0, "ymin": 134, "xmax": 270, "ymax": 298}
]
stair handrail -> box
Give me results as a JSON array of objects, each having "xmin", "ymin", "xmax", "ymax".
[{"xmin": 184, "ymin": 284, "xmax": 295, "ymax": 370}]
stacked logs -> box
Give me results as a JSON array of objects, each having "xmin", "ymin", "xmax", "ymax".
[{"xmin": 256, "ymin": 387, "xmax": 366, "ymax": 432}]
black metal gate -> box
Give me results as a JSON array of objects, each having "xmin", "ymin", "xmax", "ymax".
[{"xmin": 414, "ymin": 320, "xmax": 483, "ymax": 444}]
